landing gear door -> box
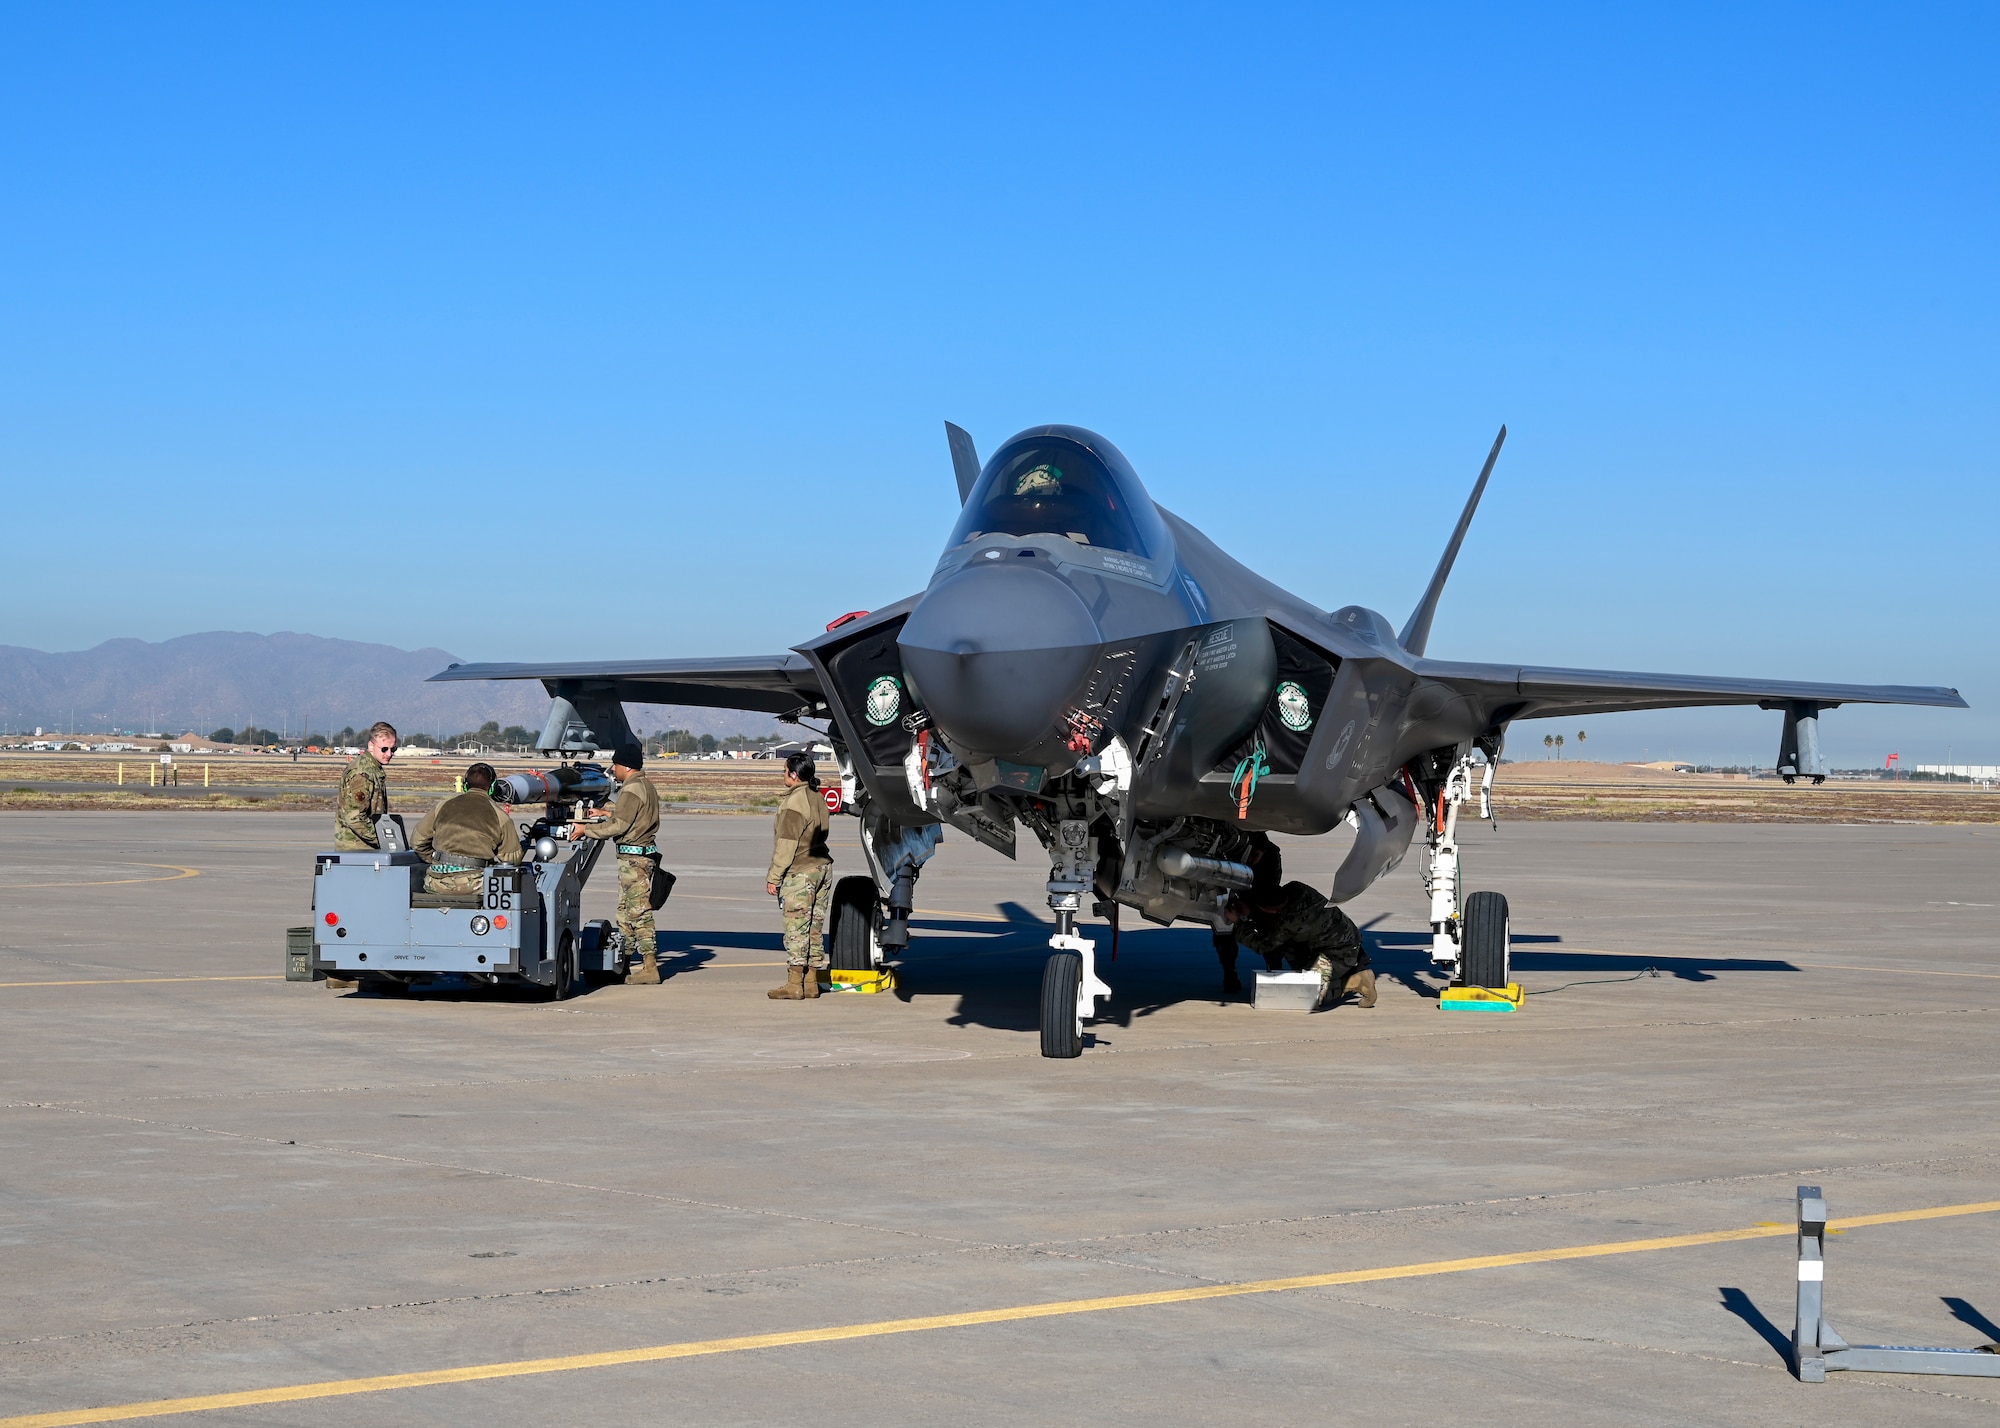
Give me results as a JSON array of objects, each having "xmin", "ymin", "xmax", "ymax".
[{"xmin": 796, "ymin": 611, "xmax": 931, "ymax": 824}]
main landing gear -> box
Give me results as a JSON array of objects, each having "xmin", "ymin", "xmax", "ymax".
[{"xmin": 1425, "ymin": 747, "xmax": 1512, "ymax": 991}]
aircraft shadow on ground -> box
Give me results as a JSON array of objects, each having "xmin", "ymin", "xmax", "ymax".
[
  {"xmin": 652, "ymin": 928, "xmax": 781, "ymax": 979},
  {"xmin": 1369, "ymin": 926, "xmax": 1799, "ymax": 985},
  {"xmin": 887, "ymin": 903, "xmax": 1411, "ymax": 1034},
  {"xmin": 374, "ymin": 909, "xmax": 1798, "ymax": 1012}
]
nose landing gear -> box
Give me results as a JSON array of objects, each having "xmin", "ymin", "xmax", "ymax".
[{"xmin": 1041, "ymin": 818, "xmax": 1111, "ymax": 1058}]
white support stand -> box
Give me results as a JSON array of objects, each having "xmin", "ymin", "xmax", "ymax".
[
  {"xmin": 1053, "ymin": 931, "xmax": 1113, "ymax": 1027},
  {"xmin": 1424, "ymin": 752, "xmax": 1477, "ymax": 979}
]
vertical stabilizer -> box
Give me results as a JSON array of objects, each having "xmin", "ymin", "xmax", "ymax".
[
  {"xmin": 1398, "ymin": 426, "xmax": 1507, "ymax": 656},
  {"xmin": 945, "ymin": 422, "xmax": 982, "ymax": 503}
]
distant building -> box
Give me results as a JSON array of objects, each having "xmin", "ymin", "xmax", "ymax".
[
  {"xmin": 1916, "ymin": 765, "xmax": 2000, "ymax": 779},
  {"xmin": 771, "ymin": 740, "xmax": 835, "ymax": 760}
]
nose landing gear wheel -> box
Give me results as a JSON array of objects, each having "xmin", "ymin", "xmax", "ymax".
[
  {"xmin": 1040, "ymin": 951, "xmax": 1084, "ymax": 1058},
  {"xmin": 1460, "ymin": 890, "xmax": 1510, "ymax": 989}
]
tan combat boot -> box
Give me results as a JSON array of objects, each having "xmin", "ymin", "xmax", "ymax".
[
  {"xmin": 800, "ymin": 965, "xmax": 821, "ymax": 999},
  {"xmin": 768, "ymin": 965, "xmax": 806, "ymax": 1000},
  {"xmin": 1342, "ymin": 967, "xmax": 1377, "ymax": 1008},
  {"xmin": 630, "ymin": 952, "xmax": 662, "ymax": 986}
]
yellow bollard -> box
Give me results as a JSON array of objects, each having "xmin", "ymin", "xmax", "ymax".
[
  {"xmin": 149, "ymin": 764, "xmax": 156, "ymax": 786},
  {"xmin": 204, "ymin": 765, "xmax": 210, "ymax": 787},
  {"xmin": 117, "ymin": 763, "xmax": 124, "ymax": 786}
]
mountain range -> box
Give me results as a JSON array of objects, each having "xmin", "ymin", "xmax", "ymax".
[{"xmin": 0, "ymin": 632, "xmax": 782, "ymax": 741}]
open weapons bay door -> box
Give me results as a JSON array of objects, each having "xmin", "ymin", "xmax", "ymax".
[
  {"xmin": 797, "ymin": 608, "xmax": 928, "ymax": 822},
  {"xmin": 1199, "ymin": 622, "xmax": 1343, "ymax": 833}
]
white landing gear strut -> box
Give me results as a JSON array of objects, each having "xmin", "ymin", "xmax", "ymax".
[
  {"xmin": 1041, "ymin": 819, "xmax": 1111, "ymax": 1058},
  {"xmin": 1424, "ymin": 749, "xmax": 1493, "ymax": 982}
]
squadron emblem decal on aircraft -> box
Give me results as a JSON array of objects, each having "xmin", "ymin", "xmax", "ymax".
[
  {"xmin": 1276, "ymin": 681, "xmax": 1313, "ymax": 732},
  {"xmin": 864, "ymin": 676, "xmax": 902, "ymax": 727},
  {"xmin": 433, "ymin": 422, "xmax": 1966, "ymax": 1057}
]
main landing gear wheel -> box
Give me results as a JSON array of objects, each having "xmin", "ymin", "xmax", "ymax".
[
  {"xmin": 1460, "ymin": 890, "xmax": 1510, "ymax": 989},
  {"xmin": 827, "ymin": 875, "xmax": 880, "ymax": 973},
  {"xmin": 1040, "ymin": 951, "xmax": 1084, "ymax": 1059}
]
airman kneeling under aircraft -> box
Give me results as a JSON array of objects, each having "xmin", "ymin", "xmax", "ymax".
[{"xmin": 1225, "ymin": 877, "xmax": 1376, "ymax": 1011}]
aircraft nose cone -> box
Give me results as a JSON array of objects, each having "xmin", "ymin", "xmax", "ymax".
[{"xmin": 899, "ymin": 559, "xmax": 1102, "ymax": 760}]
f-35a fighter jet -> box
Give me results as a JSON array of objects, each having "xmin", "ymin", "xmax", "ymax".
[{"xmin": 433, "ymin": 423, "xmax": 1965, "ymax": 1055}]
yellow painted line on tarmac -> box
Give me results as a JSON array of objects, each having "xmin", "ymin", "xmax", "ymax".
[
  {"xmin": 8, "ymin": 1199, "xmax": 1999, "ymax": 1427},
  {"xmin": 0, "ymin": 976, "xmax": 282, "ymax": 989},
  {"xmin": 3, "ymin": 864, "xmax": 201, "ymax": 890},
  {"xmin": 913, "ymin": 907, "xmax": 1016, "ymax": 924},
  {"xmin": 677, "ymin": 892, "xmax": 1018, "ymax": 927}
]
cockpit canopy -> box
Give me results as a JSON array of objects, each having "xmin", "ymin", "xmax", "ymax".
[{"xmin": 948, "ymin": 426, "xmax": 1167, "ymax": 560}]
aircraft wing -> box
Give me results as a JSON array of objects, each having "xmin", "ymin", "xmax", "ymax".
[
  {"xmin": 1412, "ymin": 657, "xmax": 1968, "ymax": 721},
  {"xmin": 427, "ymin": 654, "xmax": 827, "ymax": 717}
]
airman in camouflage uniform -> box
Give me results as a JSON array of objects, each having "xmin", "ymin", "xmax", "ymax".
[
  {"xmin": 571, "ymin": 743, "xmax": 663, "ymax": 984},
  {"xmin": 412, "ymin": 763, "xmax": 521, "ymax": 894},
  {"xmin": 334, "ymin": 723, "xmax": 398, "ymax": 850},
  {"xmin": 1226, "ymin": 880, "xmax": 1375, "ymax": 1009},
  {"xmin": 766, "ymin": 754, "xmax": 833, "ymax": 1001},
  {"xmin": 1214, "ymin": 832, "xmax": 1282, "ymax": 996}
]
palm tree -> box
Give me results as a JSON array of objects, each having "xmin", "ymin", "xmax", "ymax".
[
  {"xmin": 1543, "ymin": 733, "xmax": 1554, "ymax": 758},
  {"xmin": 1577, "ymin": 729, "xmax": 1587, "ymax": 756},
  {"xmin": 1555, "ymin": 733, "xmax": 1565, "ymax": 759}
]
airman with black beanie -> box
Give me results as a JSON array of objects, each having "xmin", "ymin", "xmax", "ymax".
[{"xmin": 570, "ymin": 743, "xmax": 663, "ymax": 983}]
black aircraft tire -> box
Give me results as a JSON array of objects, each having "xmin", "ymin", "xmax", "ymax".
[
  {"xmin": 551, "ymin": 931, "xmax": 577, "ymax": 1002},
  {"xmin": 828, "ymin": 876, "xmax": 879, "ymax": 972},
  {"xmin": 1461, "ymin": 891, "xmax": 1510, "ymax": 989},
  {"xmin": 1040, "ymin": 952, "xmax": 1084, "ymax": 1059}
]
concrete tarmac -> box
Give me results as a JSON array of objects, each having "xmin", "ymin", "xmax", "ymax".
[{"xmin": 2, "ymin": 812, "xmax": 1998, "ymax": 1425}]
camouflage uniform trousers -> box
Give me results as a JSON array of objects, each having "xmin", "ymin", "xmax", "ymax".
[
  {"xmin": 423, "ymin": 865, "xmax": 487, "ymax": 896},
  {"xmin": 779, "ymin": 866, "xmax": 834, "ymax": 970},
  {"xmin": 616, "ymin": 854, "xmax": 659, "ymax": 964}
]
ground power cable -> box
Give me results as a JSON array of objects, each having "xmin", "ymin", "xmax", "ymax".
[{"xmin": 1527, "ymin": 965, "xmax": 1662, "ymax": 996}]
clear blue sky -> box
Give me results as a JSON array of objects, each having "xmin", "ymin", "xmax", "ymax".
[{"xmin": 3, "ymin": 5, "xmax": 1994, "ymax": 765}]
